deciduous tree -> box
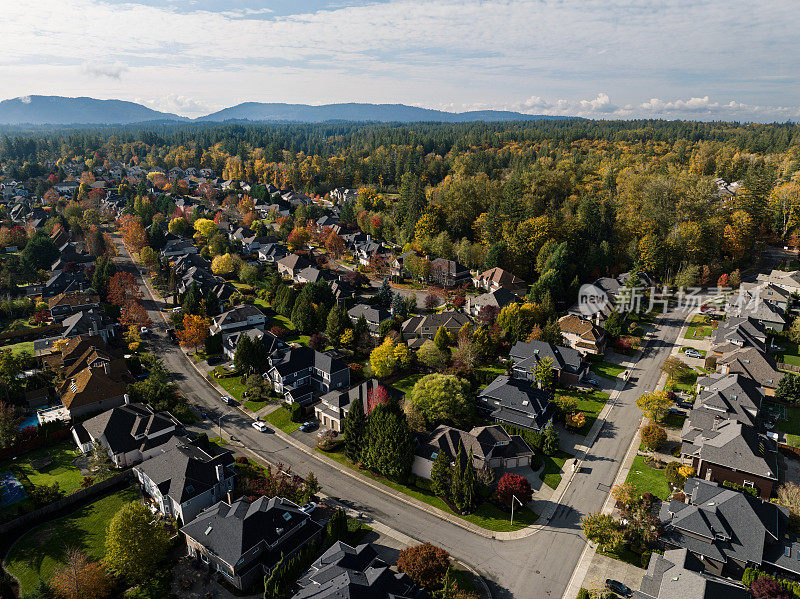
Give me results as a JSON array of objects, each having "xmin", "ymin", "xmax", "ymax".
[
  {"xmin": 397, "ymin": 543, "xmax": 450, "ymax": 589},
  {"xmin": 409, "ymin": 374, "xmax": 472, "ymax": 429},
  {"xmin": 104, "ymin": 502, "xmax": 171, "ymax": 585},
  {"xmin": 51, "ymin": 548, "xmax": 112, "ymax": 599}
]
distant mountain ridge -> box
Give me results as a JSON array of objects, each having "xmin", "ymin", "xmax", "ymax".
[{"xmin": 0, "ymin": 95, "xmax": 564, "ymax": 125}]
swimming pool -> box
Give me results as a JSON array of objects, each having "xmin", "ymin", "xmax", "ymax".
[{"xmin": 18, "ymin": 416, "xmax": 38, "ymax": 430}]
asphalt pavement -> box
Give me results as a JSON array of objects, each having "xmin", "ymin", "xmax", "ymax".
[{"xmin": 112, "ymin": 234, "xmax": 685, "ymax": 599}]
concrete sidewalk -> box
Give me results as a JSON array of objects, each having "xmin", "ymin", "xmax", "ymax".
[{"xmin": 563, "ymin": 310, "xmax": 697, "ymax": 599}]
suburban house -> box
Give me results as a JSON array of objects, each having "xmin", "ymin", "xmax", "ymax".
[
  {"xmin": 509, "ymin": 340, "xmax": 588, "ymax": 386},
  {"xmin": 710, "ymin": 317, "xmax": 768, "ymax": 356},
  {"xmin": 725, "ymin": 290, "xmax": 787, "ymax": 331},
  {"xmin": 43, "ymin": 270, "xmax": 89, "ymax": 297},
  {"xmin": 634, "ymin": 548, "xmax": 751, "ymax": 599},
  {"xmin": 60, "ymin": 309, "xmax": 115, "ymax": 343},
  {"xmin": 477, "ymin": 375, "xmax": 554, "ymax": 432},
  {"xmin": 222, "ymin": 328, "xmax": 285, "ymax": 362},
  {"xmin": 756, "ymin": 269, "xmax": 800, "ymax": 295},
  {"xmin": 429, "ymin": 258, "xmax": 471, "ymax": 288},
  {"xmin": 659, "ymin": 478, "xmax": 800, "ymax": 580},
  {"xmin": 401, "ymin": 312, "xmax": 472, "ymax": 347},
  {"xmin": 390, "ymin": 251, "xmax": 416, "ymax": 281},
  {"xmin": 72, "ymin": 402, "xmax": 182, "ymax": 467},
  {"xmin": 296, "ymin": 266, "xmax": 332, "ymax": 285},
  {"xmin": 48, "ymin": 291, "xmax": 101, "ymax": 322},
  {"xmin": 348, "ymin": 304, "xmax": 392, "ymax": 336},
  {"xmin": 565, "ymin": 271, "xmax": 653, "ymax": 325},
  {"xmin": 412, "ymin": 423, "xmax": 534, "ymax": 479},
  {"xmin": 59, "ymin": 362, "xmax": 130, "ymax": 418},
  {"xmin": 161, "ymin": 238, "xmax": 199, "ymax": 259},
  {"xmin": 716, "ymin": 347, "xmax": 781, "ymax": 397},
  {"xmin": 330, "ymin": 278, "xmax": 356, "ymax": 306},
  {"xmin": 740, "ymin": 281, "xmax": 792, "ymax": 312},
  {"xmin": 315, "ymin": 379, "xmax": 402, "ymax": 432},
  {"xmin": 257, "ymin": 243, "xmax": 290, "ymax": 264},
  {"xmin": 181, "ymin": 496, "xmax": 323, "ymax": 592},
  {"xmin": 693, "ymin": 373, "xmax": 763, "ymax": 427},
  {"xmin": 268, "ymin": 347, "xmax": 350, "ymax": 407},
  {"xmin": 680, "ymin": 418, "xmax": 777, "ymax": 500},
  {"xmin": 465, "ymin": 288, "xmax": 521, "ymax": 318},
  {"xmin": 42, "ymin": 335, "xmax": 109, "ymax": 370},
  {"xmin": 209, "ymin": 305, "xmax": 267, "ymax": 336},
  {"xmin": 277, "ymin": 253, "xmax": 313, "ymax": 280},
  {"xmin": 472, "ymin": 267, "xmax": 526, "ymax": 294},
  {"xmin": 293, "ymin": 541, "xmax": 428, "ymax": 599},
  {"xmin": 134, "ymin": 436, "xmax": 235, "ymax": 525},
  {"xmin": 557, "ymin": 314, "xmax": 607, "ymax": 355}
]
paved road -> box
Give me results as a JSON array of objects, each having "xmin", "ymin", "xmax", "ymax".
[{"xmin": 113, "ymin": 235, "xmax": 684, "ymax": 599}]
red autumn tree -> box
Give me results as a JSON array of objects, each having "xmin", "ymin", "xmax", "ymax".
[
  {"xmin": 750, "ymin": 577, "xmax": 792, "ymax": 599},
  {"xmin": 107, "ymin": 271, "xmax": 142, "ymax": 307},
  {"xmin": 325, "ymin": 231, "xmax": 346, "ymax": 258},
  {"xmin": 287, "ymin": 227, "xmax": 310, "ymax": 251},
  {"xmin": 397, "ymin": 543, "xmax": 450, "ymax": 589},
  {"xmin": 118, "ymin": 214, "xmax": 148, "ymax": 252},
  {"xmin": 367, "ymin": 385, "xmax": 391, "ymax": 414},
  {"xmin": 120, "ymin": 301, "xmax": 151, "ymax": 328},
  {"xmin": 496, "ymin": 472, "xmax": 533, "ymax": 507}
]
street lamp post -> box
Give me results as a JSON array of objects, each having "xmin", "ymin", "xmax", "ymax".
[{"xmin": 510, "ymin": 494, "xmax": 523, "ymax": 526}]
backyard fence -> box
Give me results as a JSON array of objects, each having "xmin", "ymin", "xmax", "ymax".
[
  {"xmin": 778, "ymin": 363, "xmax": 800, "ymax": 373},
  {"xmin": 0, "ymin": 471, "xmax": 133, "ymax": 535},
  {"xmin": 0, "ymin": 428, "xmax": 70, "ymax": 461}
]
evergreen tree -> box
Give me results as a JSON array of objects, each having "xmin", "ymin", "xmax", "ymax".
[
  {"xmin": 434, "ymin": 325, "xmax": 450, "ymax": 351},
  {"xmin": 326, "ymin": 304, "xmax": 349, "ymax": 346},
  {"xmin": 353, "ymin": 315, "xmax": 370, "ymax": 349},
  {"xmin": 450, "ymin": 440, "xmax": 466, "ymax": 512},
  {"xmin": 462, "ymin": 447, "xmax": 476, "ymax": 511},
  {"xmin": 430, "ymin": 449, "xmax": 451, "ymax": 500},
  {"xmin": 364, "ymin": 404, "xmax": 414, "ymax": 481},
  {"xmin": 376, "ymin": 278, "xmax": 393, "ymax": 308},
  {"xmin": 391, "ymin": 292, "xmax": 407, "ymax": 319},
  {"xmin": 182, "ymin": 281, "xmax": 202, "ymax": 314},
  {"xmin": 264, "ymin": 553, "xmax": 285, "ymax": 599},
  {"xmin": 291, "ymin": 293, "xmax": 317, "ymax": 333},
  {"xmin": 326, "ymin": 508, "xmax": 348, "ymax": 543},
  {"xmin": 343, "ymin": 395, "xmax": 367, "ymax": 463},
  {"xmin": 543, "ymin": 422, "xmax": 560, "ymax": 456}
]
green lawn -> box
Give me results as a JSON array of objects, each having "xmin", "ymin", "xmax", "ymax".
[
  {"xmin": 209, "ymin": 436, "xmax": 227, "ymax": 447},
  {"xmin": 665, "ymin": 369, "xmax": 698, "ymax": 394},
  {"xmin": 767, "ymin": 402, "xmax": 800, "ymax": 435},
  {"xmin": 684, "ymin": 315, "xmax": 713, "ymax": 340},
  {"xmin": 775, "ymin": 342, "xmax": 800, "ymax": 367},
  {"xmin": 392, "ymin": 373, "xmax": 426, "ymax": 395},
  {"xmin": 597, "ymin": 545, "xmax": 647, "ymax": 569},
  {"xmin": 540, "ymin": 450, "xmax": 572, "ymax": 489},
  {"xmin": 557, "ymin": 389, "xmax": 610, "ymax": 436},
  {"xmin": 0, "ymin": 317, "xmax": 36, "ymax": 334},
  {"xmin": 244, "ymin": 399, "xmax": 269, "ymax": 412},
  {"xmin": 625, "ymin": 455, "xmax": 671, "ymax": 499},
  {"xmin": 216, "ymin": 375, "xmax": 246, "ymax": 401},
  {"xmin": 265, "ymin": 407, "xmax": 301, "ymax": 433},
  {"xmin": 1, "ymin": 340, "xmax": 34, "ymax": 356},
  {"xmin": 318, "ymin": 448, "xmax": 537, "ymax": 532},
  {"xmin": 5, "ymin": 487, "xmax": 139, "ymax": 595},
  {"xmin": 0, "ymin": 442, "xmax": 84, "ymax": 495},
  {"xmin": 589, "ymin": 361, "xmax": 626, "ymax": 379}
]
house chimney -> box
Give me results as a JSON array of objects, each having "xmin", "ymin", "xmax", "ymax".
[
  {"xmin": 215, "ymin": 464, "xmax": 225, "ymax": 482},
  {"xmin": 123, "ymin": 394, "xmax": 130, "ymax": 405}
]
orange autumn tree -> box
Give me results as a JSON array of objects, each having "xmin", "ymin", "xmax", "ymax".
[
  {"xmin": 118, "ymin": 214, "xmax": 148, "ymax": 252},
  {"xmin": 120, "ymin": 301, "xmax": 151, "ymax": 328},
  {"xmin": 107, "ymin": 272, "xmax": 142, "ymax": 307},
  {"xmin": 178, "ymin": 314, "xmax": 209, "ymax": 352},
  {"xmin": 51, "ymin": 548, "xmax": 112, "ymax": 599}
]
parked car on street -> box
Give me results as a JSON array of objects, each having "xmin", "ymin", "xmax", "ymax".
[
  {"xmin": 221, "ymin": 395, "xmax": 235, "ymax": 405},
  {"xmin": 252, "ymin": 421, "xmax": 269, "ymax": 432}
]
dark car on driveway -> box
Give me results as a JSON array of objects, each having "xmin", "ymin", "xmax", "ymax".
[
  {"xmin": 299, "ymin": 421, "xmax": 317, "ymax": 432},
  {"xmin": 605, "ymin": 579, "xmax": 632, "ymax": 597}
]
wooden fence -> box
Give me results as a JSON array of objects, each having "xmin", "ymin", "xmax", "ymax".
[
  {"xmin": 778, "ymin": 362, "xmax": 800, "ymax": 373},
  {"xmin": 0, "ymin": 471, "xmax": 133, "ymax": 535}
]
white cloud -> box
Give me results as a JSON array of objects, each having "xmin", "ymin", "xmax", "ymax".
[
  {"xmin": 19, "ymin": 95, "xmax": 31, "ymax": 104},
  {"xmin": 136, "ymin": 94, "xmax": 218, "ymax": 117},
  {"xmin": 0, "ymin": 0, "xmax": 796, "ymax": 121},
  {"xmin": 81, "ymin": 60, "xmax": 128, "ymax": 79}
]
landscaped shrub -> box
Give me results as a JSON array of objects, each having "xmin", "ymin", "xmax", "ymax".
[
  {"xmin": 290, "ymin": 402, "xmax": 303, "ymax": 423},
  {"xmin": 641, "ymin": 424, "xmax": 667, "ymax": 451},
  {"xmin": 576, "ymin": 589, "xmax": 590, "ymax": 599}
]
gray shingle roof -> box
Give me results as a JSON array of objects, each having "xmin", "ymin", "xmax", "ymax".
[
  {"xmin": 509, "ymin": 340, "xmax": 585, "ymax": 375},
  {"xmin": 478, "ymin": 375, "xmax": 553, "ymax": 431}
]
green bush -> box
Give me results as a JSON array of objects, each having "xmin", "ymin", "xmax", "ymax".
[
  {"xmin": 722, "ymin": 480, "xmax": 758, "ymax": 497},
  {"xmin": 576, "ymin": 589, "xmax": 590, "ymax": 599},
  {"xmin": 641, "ymin": 551, "xmax": 652, "ymax": 567},
  {"xmin": 290, "ymin": 402, "xmax": 303, "ymax": 423}
]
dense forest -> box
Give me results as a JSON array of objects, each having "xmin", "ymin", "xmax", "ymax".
[{"xmin": 2, "ymin": 119, "xmax": 800, "ymax": 307}]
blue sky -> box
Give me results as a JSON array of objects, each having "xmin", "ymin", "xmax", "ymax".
[{"xmin": 1, "ymin": 0, "xmax": 798, "ymax": 121}]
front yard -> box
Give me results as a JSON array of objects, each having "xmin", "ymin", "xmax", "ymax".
[
  {"xmin": 624, "ymin": 455, "xmax": 671, "ymax": 499},
  {"xmin": 557, "ymin": 389, "xmax": 610, "ymax": 437},
  {"xmin": 215, "ymin": 374, "xmax": 247, "ymax": 401},
  {"xmin": 318, "ymin": 447, "xmax": 538, "ymax": 532},
  {"xmin": 5, "ymin": 487, "xmax": 139, "ymax": 596},
  {"xmin": 774, "ymin": 341, "xmax": 800, "ymax": 367},
  {"xmin": 265, "ymin": 406, "xmax": 301, "ymax": 434},
  {"xmin": 683, "ymin": 315, "xmax": 713, "ymax": 340},
  {"xmin": 540, "ymin": 450, "xmax": 573, "ymax": 489},
  {"xmin": 589, "ymin": 360, "xmax": 626, "ymax": 379}
]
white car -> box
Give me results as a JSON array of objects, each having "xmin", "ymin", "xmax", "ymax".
[
  {"xmin": 252, "ymin": 421, "xmax": 269, "ymax": 432},
  {"xmin": 221, "ymin": 395, "xmax": 235, "ymax": 405},
  {"xmin": 140, "ymin": 326, "xmax": 149, "ymax": 335},
  {"xmin": 171, "ymin": 307, "xmax": 182, "ymax": 313}
]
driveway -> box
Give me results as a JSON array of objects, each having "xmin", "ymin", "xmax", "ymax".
[{"xmin": 113, "ymin": 232, "xmax": 684, "ymax": 599}]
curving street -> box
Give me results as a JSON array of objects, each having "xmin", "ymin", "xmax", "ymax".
[{"xmin": 113, "ymin": 234, "xmax": 684, "ymax": 599}]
